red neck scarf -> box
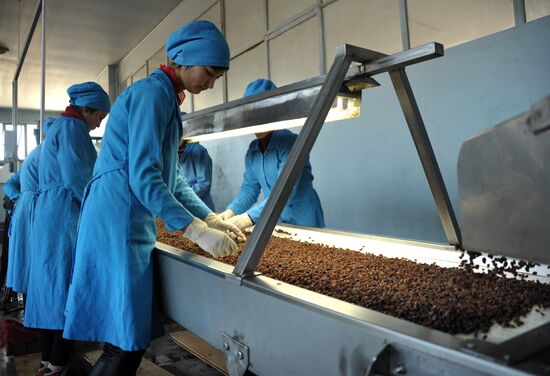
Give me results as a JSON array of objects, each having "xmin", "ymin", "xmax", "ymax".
[
  {"xmin": 159, "ymin": 65, "xmax": 186, "ymax": 105},
  {"xmin": 60, "ymin": 106, "xmax": 85, "ymax": 121}
]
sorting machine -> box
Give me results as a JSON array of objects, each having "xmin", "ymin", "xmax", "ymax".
[{"xmin": 154, "ymin": 43, "xmax": 550, "ymax": 375}]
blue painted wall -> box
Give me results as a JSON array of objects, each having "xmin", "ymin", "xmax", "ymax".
[{"xmin": 202, "ymin": 16, "xmax": 550, "ymax": 244}]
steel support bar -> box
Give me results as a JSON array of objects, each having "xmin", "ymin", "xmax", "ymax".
[
  {"xmin": 40, "ymin": 0, "xmax": 46, "ymax": 141},
  {"xmin": 11, "ymin": 81, "xmax": 18, "ymax": 170},
  {"xmin": 513, "ymin": 0, "xmax": 526, "ymax": 25},
  {"xmin": 12, "ymin": 0, "xmax": 44, "ymax": 169},
  {"xmin": 399, "ymin": 0, "xmax": 411, "ymax": 50},
  {"xmin": 13, "ymin": 0, "xmax": 42, "ymax": 80},
  {"xmin": 361, "ymin": 42, "xmax": 443, "ymax": 77},
  {"xmin": 389, "ymin": 68, "xmax": 461, "ymax": 246},
  {"xmin": 233, "ymin": 46, "xmax": 353, "ymax": 277}
]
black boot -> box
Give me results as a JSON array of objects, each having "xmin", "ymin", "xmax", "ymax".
[{"xmin": 89, "ymin": 343, "xmax": 144, "ymax": 376}]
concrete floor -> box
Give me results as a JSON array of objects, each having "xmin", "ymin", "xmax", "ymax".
[{"xmin": 0, "ymin": 300, "xmax": 223, "ymax": 375}]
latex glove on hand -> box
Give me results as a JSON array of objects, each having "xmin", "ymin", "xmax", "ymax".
[
  {"xmin": 227, "ymin": 213, "xmax": 254, "ymax": 230},
  {"xmin": 183, "ymin": 218, "xmax": 238, "ymax": 258},
  {"xmin": 204, "ymin": 213, "xmax": 246, "ymax": 243},
  {"xmin": 218, "ymin": 209, "xmax": 235, "ymax": 221}
]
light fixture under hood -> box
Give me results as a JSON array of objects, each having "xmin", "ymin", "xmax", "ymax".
[{"xmin": 181, "ymin": 73, "xmax": 379, "ymax": 143}]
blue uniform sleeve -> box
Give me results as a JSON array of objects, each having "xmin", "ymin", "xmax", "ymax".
[
  {"xmin": 4, "ymin": 171, "xmax": 21, "ymax": 200},
  {"xmin": 174, "ymin": 163, "xmax": 211, "ymax": 219},
  {"xmin": 189, "ymin": 146, "xmax": 213, "ymax": 198},
  {"xmin": 57, "ymin": 123, "xmax": 95, "ymax": 203},
  {"xmin": 246, "ymin": 139, "xmax": 299, "ymax": 223},
  {"xmin": 127, "ymin": 87, "xmax": 195, "ymax": 232},
  {"xmin": 227, "ymin": 149, "xmax": 261, "ymax": 217}
]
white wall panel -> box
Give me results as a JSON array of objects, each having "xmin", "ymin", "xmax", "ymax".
[
  {"xmin": 526, "ymin": 0, "xmax": 550, "ymax": 21},
  {"xmin": 268, "ymin": 0, "xmax": 314, "ymax": 29},
  {"xmin": 408, "ymin": 0, "xmax": 514, "ymax": 48},
  {"xmin": 323, "ymin": 0, "xmax": 402, "ymax": 69},
  {"xmin": 226, "ymin": 0, "xmax": 266, "ymax": 55},
  {"xmin": 227, "ymin": 44, "xmax": 267, "ymax": 101},
  {"xmin": 269, "ymin": 17, "xmax": 319, "ymax": 86}
]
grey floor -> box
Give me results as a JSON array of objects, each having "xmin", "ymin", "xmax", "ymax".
[{"xmin": 0, "ymin": 300, "xmax": 222, "ymax": 376}]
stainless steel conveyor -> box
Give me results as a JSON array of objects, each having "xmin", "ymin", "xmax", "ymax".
[{"xmin": 155, "ymin": 43, "xmax": 550, "ymax": 375}]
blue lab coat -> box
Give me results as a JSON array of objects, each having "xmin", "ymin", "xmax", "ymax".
[
  {"xmin": 6, "ymin": 146, "xmax": 41, "ymax": 292},
  {"xmin": 24, "ymin": 117, "xmax": 97, "ymax": 330},
  {"xmin": 228, "ymin": 129, "xmax": 325, "ymax": 227},
  {"xmin": 4, "ymin": 171, "xmax": 21, "ymax": 200},
  {"xmin": 179, "ymin": 142, "xmax": 215, "ymax": 211},
  {"xmin": 63, "ymin": 69, "xmax": 211, "ymax": 351}
]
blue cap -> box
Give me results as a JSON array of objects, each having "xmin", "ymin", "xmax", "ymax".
[
  {"xmin": 67, "ymin": 82, "xmax": 110, "ymax": 112},
  {"xmin": 166, "ymin": 20, "xmax": 230, "ymax": 69},
  {"xmin": 243, "ymin": 79, "xmax": 277, "ymax": 97},
  {"xmin": 44, "ymin": 117, "xmax": 55, "ymax": 134}
]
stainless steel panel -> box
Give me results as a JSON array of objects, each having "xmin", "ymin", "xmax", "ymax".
[{"xmin": 458, "ymin": 96, "xmax": 550, "ymax": 265}]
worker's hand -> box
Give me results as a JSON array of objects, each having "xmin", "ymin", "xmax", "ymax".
[
  {"xmin": 204, "ymin": 213, "xmax": 246, "ymax": 243},
  {"xmin": 227, "ymin": 213, "xmax": 254, "ymax": 230},
  {"xmin": 218, "ymin": 209, "xmax": 235, "ymax": 221},
  {"xmin": 183, "ymin": 218, "xmax": 238, "ymax": 258}
]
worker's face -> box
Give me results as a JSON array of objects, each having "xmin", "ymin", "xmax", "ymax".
[
  {"xmin": 179, "ymin": 66, "xmax": 224, "ymax": 95},
  {"xmin": 82, "ymin": 110, "xmax": 108, "ymax": 132},
  {"xmin": 255, "ymin": 131, "xmax": 272, "ymax": 140}
]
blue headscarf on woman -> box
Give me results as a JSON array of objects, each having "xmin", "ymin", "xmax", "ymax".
[
  {"xmin": 166, "ymin": 20, "xmax": 230, "ymax": 68},
  {"xmin": 67, "ymin": 82, "xmax": 110, "ymax": 112},
  {"xmin": 243, "ymin": 79, "xmax": 277, "ymax": 97}
]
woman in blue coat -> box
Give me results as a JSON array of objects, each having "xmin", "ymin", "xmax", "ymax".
[
  {"xmin": 25, "ymin": 83, "xmax": 109, "ymax": 376},
  {"xmin": 63, "ymin": 21, "xmax": 241, "ymax": 376},
  {"xmin": 220, "ymin": 79, "xmax": 325, "ymax": 230},
  {"xmin": 2, "ymin": 170, "xmax": 20, "ymax": 288},
  {"xmin": 6, "ymin": 118, "xmax": 54, "ymax": 293},
  {"xmin": 178, "ymin": 140, "xmax": 215, "ymax": 210}
]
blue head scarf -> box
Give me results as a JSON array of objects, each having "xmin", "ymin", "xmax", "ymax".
[
  {"xmin": 44, "ymin": 117, "xmax": 55, "ymax": 134},
  {"xmin": 67, "ymin": 82, "xmax": 110, "ymax": 112},
  {"xmin": 243, "ymin": 79, "xmax": 277, "ymax": 97},
  {"xmin": 166, "ymin": 20, "xmax": 230, "ymax": 69}
]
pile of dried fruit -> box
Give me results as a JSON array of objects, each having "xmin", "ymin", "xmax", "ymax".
[{"xmin": 157, "ymin": 222, "xmax": 550, "ymax": 335}]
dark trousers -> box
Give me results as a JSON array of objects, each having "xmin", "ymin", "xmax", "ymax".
[
  {"xmin": 89, "ymin": 343, "xmax": 145, "ymax": 376},
  {"xmin": 40, "ymin": 329, "xmax": 75, "ymax": 366}
]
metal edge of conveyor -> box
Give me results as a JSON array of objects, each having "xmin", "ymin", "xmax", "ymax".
[
  {"xmin": 154, "ymin": 239, "xmax": 549, "ymax": 374},
  {"xmin": 154, "ymin": 242, "xmax": 543, "ymax": 375}
]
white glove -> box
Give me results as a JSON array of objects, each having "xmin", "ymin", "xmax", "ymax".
[
  {"xmin": 183, "ymin": 218, "xmax": 238, "ymax": 258},
  {"xmin": 218, "ymin": 209, "xmax": 235, "ymax": 221},
  {"xmin": 227, "ymin": 213, "xmax": 254, "ymax": 230},
  {"xmin": 204, "ymin": 213, "xmax": 246, "ymax": 243}
]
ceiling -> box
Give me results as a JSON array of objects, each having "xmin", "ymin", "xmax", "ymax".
[{"xmin": 0, "ymin": 0, "xmax": 182, "ymax": 111}]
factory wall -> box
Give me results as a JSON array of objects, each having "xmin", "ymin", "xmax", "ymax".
[{"xmin": 203, "ymin": 16, "xmax": 550, "ymax": 244}]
